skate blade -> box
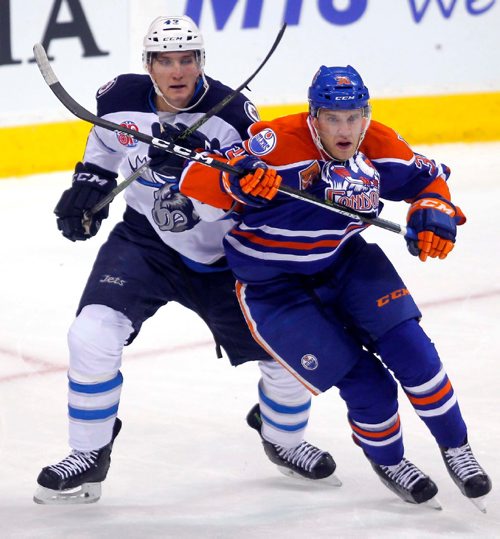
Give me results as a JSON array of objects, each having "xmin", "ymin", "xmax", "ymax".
[
  {"xmin": 276, "ymin": 465, "xmax": 342, "ymax": 487},
  {"xmin": 33, "ymin": 482, "xmax": 101, "ymax": 505},
  {"xmin": 469, "ymin": 495, "xmax": 487, "ymax": 513},
  {"xmin": 422, "ymin": 496, "xmax": 442, "ymax": 510}
]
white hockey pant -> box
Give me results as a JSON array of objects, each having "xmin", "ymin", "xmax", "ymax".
[
  {"xmin": 258, "ymin": 360, "xmax": 312, "ymax": 449},
  {"xmin": 67, "ymin": 304, "xmax": 133, "ymax": 451},
  {"xmin": 67, "ymin": 307, "xmax": 311, "ymax": 451}
]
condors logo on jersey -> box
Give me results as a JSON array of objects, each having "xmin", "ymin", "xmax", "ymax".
[
  {"xmin": 322, "ymin": 159, "xmax": 380, "ymax": 215},
  {"xmin": 248, "ymin": 128, "xmax": 277, "ymax": 156}
]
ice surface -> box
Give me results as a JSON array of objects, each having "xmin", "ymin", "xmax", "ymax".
[{"xmin": 1, "ymin": 143, "xmax": 499, "ymax": 538}]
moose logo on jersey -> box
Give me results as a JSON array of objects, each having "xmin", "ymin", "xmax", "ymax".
[
  {"xmin": 152, "ymin": 183, "xmax": 200, "ymax": 232},
  {"xmin": 322, "ymin": 154, "xmax": 380, "ymax": 216}
]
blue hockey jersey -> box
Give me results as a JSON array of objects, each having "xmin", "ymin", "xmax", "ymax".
[{"xmin": 180, "ymin": 112, "xmax": 452, "ymax": 280}]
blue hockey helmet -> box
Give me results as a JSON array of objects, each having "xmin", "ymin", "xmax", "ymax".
[{"xmin": 308, "ymin": 65, "xmax": 370, "ymax": 117}]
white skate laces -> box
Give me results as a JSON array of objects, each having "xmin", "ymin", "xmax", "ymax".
[
  {"xmin": 48, "ymin": 450, "xmax": 99, "ymax": 479},
  {"xmin": 443, "ymin": 442, "xmax": 484, "ymax": 481},
  {"xmin": 380, "ymin": 458, "xmax": 426, "ymax": 490},
  {"xmin": 275, "ymin": 441, "xmax": 326, "ymax": 472}
]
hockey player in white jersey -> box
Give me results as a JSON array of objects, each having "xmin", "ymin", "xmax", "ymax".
[{"xmin": 33, "ymin": 16, "xmax": 336, "ymax": 505}]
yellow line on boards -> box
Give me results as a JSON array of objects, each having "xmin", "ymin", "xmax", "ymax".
[
  {"xmin": 259, "ymin": 91, "xmax": 500, "ymax": 145},
  {"xmin": 0, "ymin": 121, "xmax": 91, "ymax": 178},
  {"xmin": 1, "ymin": 92, "xmax": 499, "ymax": 178}
]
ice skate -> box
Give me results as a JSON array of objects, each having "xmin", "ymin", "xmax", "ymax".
[
  {"xmin": 246, "ymin": 404, "xmax": 341, "ymax": 486},
  {"xmin": 440, "ymin": 437, "xmax": 492, "ymax": 513},
  {"xmin": 367, "ymin": 456, "xmax": 441, "ymax": 509},
  {"xmin": 33, "ymin": 418, "xmax": 122, "ymax": 504}
]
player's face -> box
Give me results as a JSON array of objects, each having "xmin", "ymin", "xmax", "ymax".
[
  {"xmin": 313, "ymin": 108, "xmax": 365, "ymax": 161},
  {"xmin": 149, "ymin": 51, "xmax": 201, "ymax": 111}
]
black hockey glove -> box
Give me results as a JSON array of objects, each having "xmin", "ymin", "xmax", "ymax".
[
  {"xmin": 54, "ymin": 162, "xmax": 118, "ymax": 241},
  {"xmin": 148, "ymin": 122, "xmax": 219, "ymax": 179}
]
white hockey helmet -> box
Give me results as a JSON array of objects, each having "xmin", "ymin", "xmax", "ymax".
[{"xmin": 142, "ymin": 16, "xmax": 205, "ymax": 71}]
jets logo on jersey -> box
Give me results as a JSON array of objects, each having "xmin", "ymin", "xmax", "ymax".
[
  {"xmin": 244, "ymin": 101, "xmax": 260, "ymax": 123},
  {"xmin": 116, "ymin": 121, "xmax": 139, "ymax": 147},
  {"xmin": 248, "ymin": 128, "xmax": 277, "ymax": 156},
  {"xmin": 97, "ymin": 78, "xmax": 117, "ymax": 97}
]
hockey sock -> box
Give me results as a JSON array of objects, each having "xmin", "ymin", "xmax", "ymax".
[
  {"xmin": 376, "ymin": 319, "xmax": 467, "ymax": 448},
  {"xmin": 68, "ymin": 371, "xmax": 123, "ymax": 450},
  {"xmin": 258, "ymin": 360, "xmax": 311, "ymax": 448},
  {"xmin": 349, "ymin": 412, "xmax": 404, "ymax": 466}
]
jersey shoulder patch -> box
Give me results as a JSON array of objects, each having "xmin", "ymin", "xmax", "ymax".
[
  {"xmin": 245, "ymin": 112, "xmax": 319, "ymax": 165},
  {"xmin": 96, "ymin": 74, "xmax": 154, "ymax": 117}
]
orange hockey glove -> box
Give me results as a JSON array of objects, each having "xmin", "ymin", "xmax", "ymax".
[
  {"xmin": 221, "ymin": 155, "xmax": 281, "ymax": 207},
  {"xmin": 406, "ymin": 193, "xmax": 466, "ymax": 262}
]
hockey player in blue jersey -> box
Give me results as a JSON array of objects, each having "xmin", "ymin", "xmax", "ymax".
[
  {"xmin": 33, "ymin": 16, "xmax": 336, "ymax": 505},
  {"xmin": 180, "ymin": 65, "xmax": 492, "ymax": 510}
]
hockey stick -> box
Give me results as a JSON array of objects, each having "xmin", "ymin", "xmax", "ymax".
[
  {"xmin": 279, "ymin": 185, "xmax": 410, "ymax": 236},
  {"xmin": 33, "ymin": 42, "xmax": 245, "ymax": 176},
  {"xmin": 83, "ymin": 23, "xmax": 288, "ymax": 221},
  {"xmin": 178, "ymin": 22, "xmax": 287, "ymax": 139},
  {"xmin": 33, "ymin": 42, "xmax": 410, "ymax": 238}
]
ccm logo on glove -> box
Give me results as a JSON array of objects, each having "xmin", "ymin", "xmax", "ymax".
[{"xmin": 405, "ymin": 193, "xmax": 466, "ymax": 262}]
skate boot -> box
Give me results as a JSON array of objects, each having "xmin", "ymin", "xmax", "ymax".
[
  {"xmin": 246, "ymin": 404, "xmax": 340, "ymax": 485},
  {"xmin": 367, "ymin": 456, "xmax": 440, "ymax": 508},
  {"xmin": 440, "ymin": 437, "xmax": 492, "ymax": 512},
  {"xmin": 33, "ymin": 418, "xmax": 122, "ymax": 504}
]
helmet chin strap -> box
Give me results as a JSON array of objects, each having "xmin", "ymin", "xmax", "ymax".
[{"xmin": 149, "ymin": 72, "xmax": 209, "ymax": 112}]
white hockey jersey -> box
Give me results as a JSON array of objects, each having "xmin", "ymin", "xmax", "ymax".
[{"xmin": 82, "ymin": 73, "xmax": 258, "ymax": 266}]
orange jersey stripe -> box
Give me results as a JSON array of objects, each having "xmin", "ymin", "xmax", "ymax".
[
  {"xmin": 350, "ymin": 416, "xmax": 401, "ymax": 439},
  {"xmin": 232, "ymin": 228, "xmax": 343, "ymax": 251},
  {"xmin": 406, "ymin": 380, "xmax": 453, "ymax": 406}
]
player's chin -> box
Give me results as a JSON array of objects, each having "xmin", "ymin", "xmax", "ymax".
[
  {"xmin": 166, "ymin": 86, "xmax": 190, "ymax": 100},
  {"xmin": 333, "ymin": 143, "xmax": 355, "ymax": 160}
]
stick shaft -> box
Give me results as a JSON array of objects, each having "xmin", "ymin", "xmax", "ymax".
[
  {"xmin": 85, "ymin": 23, "xmax": 288, "ymax": 215},
  {"xmin": 33, "ymin": 42, "xmax": 409, "ymax": 238}
]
